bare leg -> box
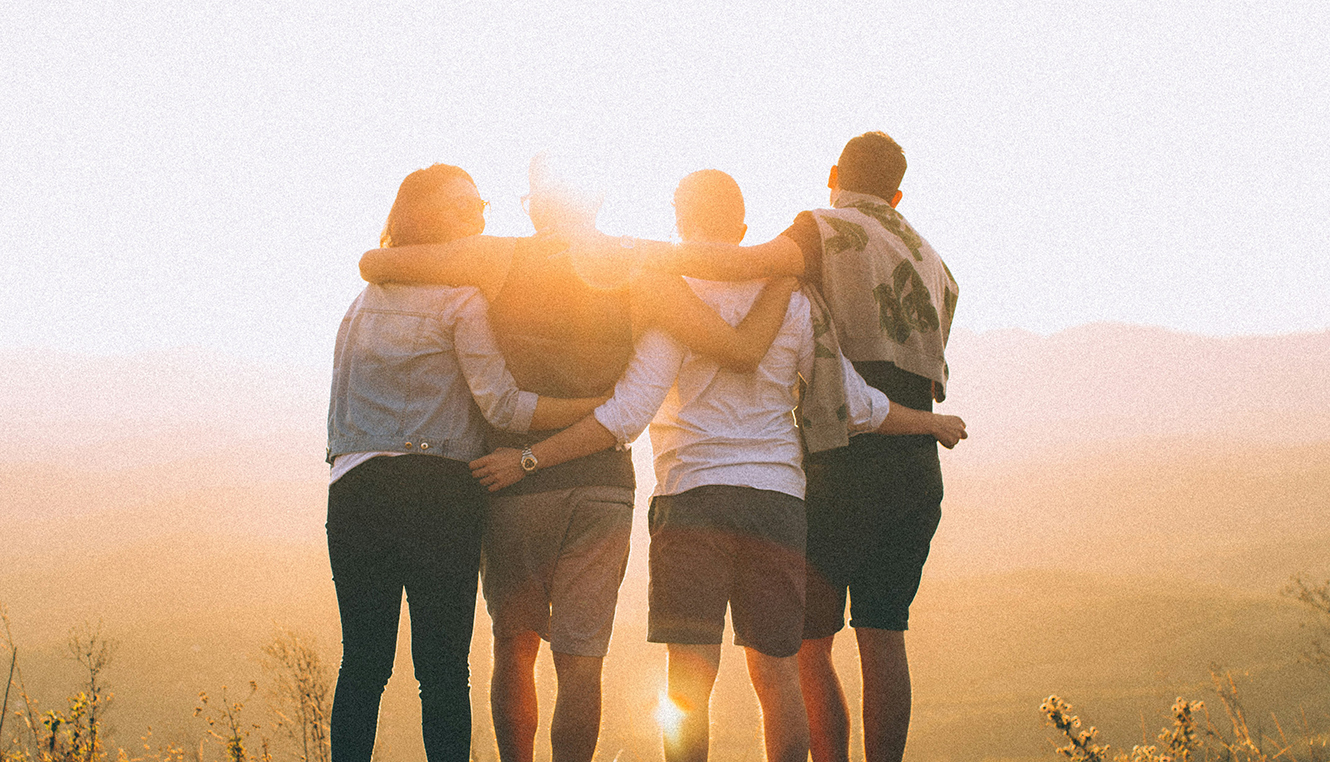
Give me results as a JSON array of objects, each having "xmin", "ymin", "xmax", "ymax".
[
  {"xmin": 744, "ymin": 648, "xmax": 810, "ymax": 762},
  {"xmin": 550, "ymin": 651, "xmax": 604, "ymax": 762},
  {"xmin": 856, "ymin": 628, "xmax": 910, "ymax": 762},
  {"xmin": 798, "ymin": 634, "xmax": 849, "ymax": 762},
  {"xmin": 491, "ymin": 631, "xmax": 541, "ymax": 762},
  {"xmin": 664, "ymin": 643, "xmax": 721, "ymax": 762}
]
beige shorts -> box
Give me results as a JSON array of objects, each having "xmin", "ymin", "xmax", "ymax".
[{"xmin": 481, "ymin": 485, "xmax": 634, "ymax": 657}]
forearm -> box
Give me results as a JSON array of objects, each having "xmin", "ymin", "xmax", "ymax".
[
  {"xmin": 471, "ymin": 329, "xmax": 679, "ymax": 492},
  {"xmin": 530, "ymin": 395, "xmax": 610, "ymax": 431},
  {"xmin": 875, "ymin": 403, "xmax": 936, "ymax": 436},
  {"xmin": 467, "ymin": 414, "xmax": 619, "ymax": 492},
  {"xmin": 875, "ymin": 404, "xmax": 968, "ymax": 448},
  {"xmin": 634, "ymin": 273, "xmax": 795, "ymax": 372},
  {"xmin": 728, "ymin": 278, "xmax": 798, "ymax": 369},
  {"xmin": 647, "ymin": 236, "xmax": 805, "ymax": 281},
  {"xmin": 359, "ymin": 236, "xmax": 511, "ymax": 297},
  {"xmin": 528, "ymin": 414, "xmax": 618, "ymax": 470},
  {"xmin": 360, "ymin": 245, "xmax": 454, "ymax": 284}
]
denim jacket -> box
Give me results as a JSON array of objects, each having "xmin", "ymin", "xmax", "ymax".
[{"xmin": 327, "ymin": 284, "xmax": 537, "ymax": 465}]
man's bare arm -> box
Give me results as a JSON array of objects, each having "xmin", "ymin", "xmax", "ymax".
[
  {"xmin": 469, "ymin": 416, "xmax": 618, "ymax": 492},
  {"xmin": 529, "ymin": 395, "xmax": 610, "ymax": 431},
  {"xmin": 471, "ymin": 328, "xmax": 681, "ymax": 492},
  {"xmin": 876, "ymin": 406, "xmax": 968, "ymax": 449},
  {"xmin": 631, "ymin": 271, "xmax": 797, "ymax": 373},
  {"xmin": 359, "ymin": 236, "xmax": 516, "ymax": 300},
  {"xmin": 639, "ymin": 235, "xmax": 806, "ymax": 281}
]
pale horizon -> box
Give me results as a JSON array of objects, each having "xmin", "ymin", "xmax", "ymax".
[{"xmin": 4, "ymin": 0, "xmax": 1329, "ymax": 368}]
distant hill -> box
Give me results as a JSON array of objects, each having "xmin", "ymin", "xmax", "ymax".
[
  {"xmin": 932, "ymin": 438, "xmax": 1330, "ymax": 589},
  {"xmin": 2, "ymin": 325, "xmax": 1328, "ymax": 761},
  {"xmin": 943, "ymin": 323, "xmax": 1330, "ymax": 463},
  {"xmin": 0, "ymin": 346, "xmax": 327, "ymax": 472},
  {"xmin": 5, "ymin": 323, "xmax": 1327, "ymax": 470}
]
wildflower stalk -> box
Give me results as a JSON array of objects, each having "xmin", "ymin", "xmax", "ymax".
[
  {"xmin": 1041, "ymin": 695, "xmax": 1111, "ymax": 762},
  {"xmin": 2, "ymin": 646, "xmax": 14, "ymax": 750}
]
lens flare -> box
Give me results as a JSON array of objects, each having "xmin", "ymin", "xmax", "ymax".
[{"xmin": 655, "ymin": 690, "xmax": 686, "ymax": 742}]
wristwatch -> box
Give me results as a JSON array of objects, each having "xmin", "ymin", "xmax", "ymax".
[{"xmin": 520, "ymin": 447, "xmax": 539, "ymax": 473}]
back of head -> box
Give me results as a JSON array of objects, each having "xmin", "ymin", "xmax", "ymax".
[
  {"xmin": 836, "ymin": 131, "xmax": 906, "ymax": 202},
  {"xmin": 527, "ymin": 151, "xmax": 605, "ymax": 231},
  {"xmin": 674, "ymin": 169, "xmax": 746, "ymax": 244},
  {"xmin": 380, "ymin": 164, "xmax": 479, "ymax": 248}
]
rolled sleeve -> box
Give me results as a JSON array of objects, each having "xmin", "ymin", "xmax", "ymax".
[
  {"xmin": 452, "ymin": 290, "xmax": 538, "ymax": 433},
  {"xmin": 593, "ymin": 330, "xmax": 683, "ymax": 446},
  {"xmin": 842, "ymin": 354, "xmax": 891, "ymax": 434}
]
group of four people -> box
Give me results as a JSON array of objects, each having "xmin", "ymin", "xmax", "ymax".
[{"xmin": 326, "ymin": 131, "xmax": 965, "ymax": 762}]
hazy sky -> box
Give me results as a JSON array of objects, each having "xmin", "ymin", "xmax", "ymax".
[{"xmin": 4, "ymin": 0, "xmax": 1327, "ymax": 367}]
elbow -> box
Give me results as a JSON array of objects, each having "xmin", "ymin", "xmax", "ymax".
[
  {"xmin": 358, "ymin": 253, "xmax": 378, "ymax": 283},
  {"xmin": 359, "ymin": 249, "xmax": 392, "ymax": 283}
]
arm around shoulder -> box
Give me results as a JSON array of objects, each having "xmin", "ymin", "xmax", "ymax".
[
  {"xmin": 359, "ymin": 236, "xmax": 515, "ymax": 298},
  {"xmin": 648, "ymin": 234, "xmax": 805, "ymax": 281},
  {"xmin": 633, "ymin": 272, "xmax": 797, "ymax": 372}
]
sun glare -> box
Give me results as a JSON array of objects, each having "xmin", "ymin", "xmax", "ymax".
[{"xmin": 655, "ymin": 690, "xmax": 686, "ymax": 742}]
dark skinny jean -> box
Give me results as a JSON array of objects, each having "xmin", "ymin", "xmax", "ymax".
[{"xmin": 326, "ymin": 454, "xmax": 485, "ymax": 762}]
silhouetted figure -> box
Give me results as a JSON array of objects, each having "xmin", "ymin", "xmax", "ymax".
[
  {"xmin": 325, "ymin": 164, "xmax": 601, "ymax": 762},
  {"xmin": 654, "ymin": 133, "xmax": 962, "ymax": 762}
]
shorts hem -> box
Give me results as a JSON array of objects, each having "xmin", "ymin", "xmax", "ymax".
[
  {"xmin": 801, "ymin": 619, "xmax": 847, "ymax": 642},
  {"xmin": 734, "ymin": 636, "xmax": 801, "ymax": 659}
]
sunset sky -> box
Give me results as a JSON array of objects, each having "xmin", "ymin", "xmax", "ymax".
[{"xmin": 3, "ymin": 0, "xmax": 1327, "ymax": 368}]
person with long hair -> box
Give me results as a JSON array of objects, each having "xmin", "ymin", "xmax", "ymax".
[{"xmin": 325, "ymin": 164, "xmax": 605, "ymax": 762}]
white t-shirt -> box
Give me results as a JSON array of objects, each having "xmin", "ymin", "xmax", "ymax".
[{"xmin": 594, "ymin": 280, "xmax": 890, "ymax": 500}]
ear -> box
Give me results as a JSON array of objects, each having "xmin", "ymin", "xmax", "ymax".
[
  {"xmin": 736, "ymin": 223, "xmax": 748, "ymax": 244},
  {"xmin": 890, "ymin": 190, "xmax": 902, "ymax": 208},
  {"xmin": 827, "ymin": 165, "xmax": 838, "ymax": 190}
]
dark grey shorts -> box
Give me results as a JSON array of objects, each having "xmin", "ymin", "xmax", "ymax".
[
  {"xmin": 647, "ymin": 485, "xmax": 806, "ymax": 658},
  {"xmin": 482, "ymin": 485, "xmax": 634, "ymax": 658}
]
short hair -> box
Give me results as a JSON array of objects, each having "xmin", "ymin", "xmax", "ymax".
[
  {"xmin": 528, "ymin": 151, "xmax": 604, "ymax": 220},
  {"xmin": 673, "ymin": 169, "xmax": 745, "ymax": 242},
  {"xmin": 380, "ymin": 164, "xmax": 476, "ymax": 248},
  {"xmin": 836, "ymin": 131, "xmax": 906, "ymax": 201}
]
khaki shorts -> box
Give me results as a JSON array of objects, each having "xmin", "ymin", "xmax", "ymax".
[{"xmin": 481, "ymin": 485, "xmax": 634, "ymax": 657}]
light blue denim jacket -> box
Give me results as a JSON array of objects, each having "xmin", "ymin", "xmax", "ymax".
[{"xmin": 327, "ymin": 284, "xmax": 537, "ymax": 464}]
